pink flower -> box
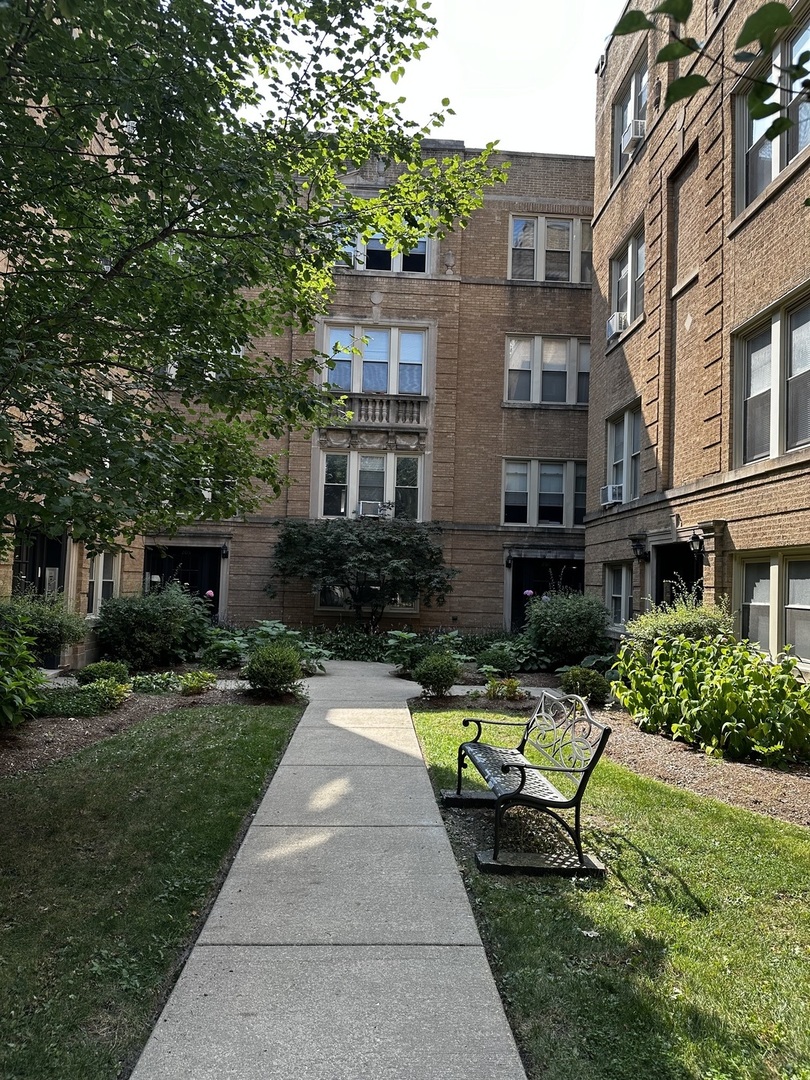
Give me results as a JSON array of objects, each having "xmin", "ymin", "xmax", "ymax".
[
  {"xmin": 205, "ymin": 590, "xmax": 215, "ymax": 599},
  {"xmin": 523, "ymin": 589, "xmax": 534, "ymax": 597}
]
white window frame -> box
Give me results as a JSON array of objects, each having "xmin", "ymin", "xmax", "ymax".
[
  {"xmin": 323, "ymin": 323, "xmax": 427, "ymax": 396},
  {"xmin": 320, "ymin": 450, "xmax": 422, "ymax": 521},
  {"xmin": 341, "ymin": 234, "xmax": 430, "ymax": 274},
  {"xmin": 501, "ymin": 459, "xmax": 586, "ymax": 529},
  {"xmin": 735, "ymin": 553, "xmax": 810, "ymax": 664},
  {"xmin": 607, "ymin": 405, "xmax": 642, "ymax": 503},
  {"xmin": 508, "ymin": 216, "xmax": 592, "ymax": 283},
  {"xmin": 606, "ymin": 563, "xmax": 634, "ymax": 627},
  {"xmin": 735, "ymin": 295, "xmax": 810, "ymax": 465},
  {"xmin": 613, "ymin": 54, "xmax": 649, "ymax": 177},
  {"xmin": 504, "ymin": 335, "xmax": 590, "ymax": 405},
  {"xmin": 737, "ymin": 14, "xmax": 810, "ymax": 210},
  {"xmin": 610, "ymin": 228, "xmax": 645, "ymax": 327},
  {"xmin": 86, "ymin": 552, "xmax": 119, "ymax": 616}
]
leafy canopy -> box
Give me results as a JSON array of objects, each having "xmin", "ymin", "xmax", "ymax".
[
  {"xmin": 614, "ymin": 1, "xmax": 807, "ymax": 133},
  {"xmin": 272, "ymin": 517, "xmax": 459, "ymax": 627},
  {"xmin": 0, "ymin": 0, "xmax": 504, "ymax": 551}
]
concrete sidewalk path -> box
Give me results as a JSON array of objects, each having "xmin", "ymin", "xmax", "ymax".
[{"xmin": 129, "ymin": 661, "xmax": 527, "ymax": 1080}]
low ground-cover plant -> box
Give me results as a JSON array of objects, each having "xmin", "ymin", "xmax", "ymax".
[
  {"xmin": 251, "ymin": 620, "xmax": 330, "ymax": 675},
  {"xmin": 244, "ymin": 642, "xmax": 304, "ymax": 696},
  {"xmin": 75, "ymin": 660, "xmax": 130, "ymax": 686},
  {"xmin": 0, "ymin": 590, "xmax": 86, "ymax": 662},
  {"xmin": 523, "ymin": 591, "xmax": 610, "ymax": 669},
  {"xmin": 412, "ymin": 706, "xmax": 810, "ymax": 1080},
  {"xmin": 0, "ymin": 629, "xmax": 45, "ymax": 728},
  {"xmin": 179, "ymin": 670, "xmax": 218, "ymax": 696},
  {"xmin": 559, "ymin": 666, "xmax": 611, "ymax": 708},
  {"xmin": 484, "ymin": 676, "xmax": 530, "ymax": 701},
  {"xmin": 413, "ymin": 652, "xmax": 460, "ymax": 696},
  {"xmin": 624, "ymin": 586, "xmax": 733, "ymax": 655},
  {"xmin": 303, "ymin": 623, "xmax": 389, "ymax": 662},
  {"xmin": 34, "ymin": 677, "xmax": 131, "ymax": 718},
  {"xmin": 613, "ymin": 634, "xmax": 810, "ymax": 762},
  {"xmin": 200, "ymin": 627, "xmax": 250, "ymax": 669},
  {"xmin": 96, "ymin": 583, "xmax": 211, "ymax": 670},
  {"xmin": 130, "ymin": 671, "xmax": 182, "ymax": 694}
]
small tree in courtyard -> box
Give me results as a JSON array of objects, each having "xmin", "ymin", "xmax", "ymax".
[{"xmin": 272, "ymin": 518, "xmax": 458, "ymax": 629}]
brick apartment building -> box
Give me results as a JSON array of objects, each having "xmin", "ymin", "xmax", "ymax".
[
  {"xmin": 586, "ymin": 0, "xmax": 810, "ymax": 662},
  {"xmin": 6, "ymin": 145, "xmax": 595, "ymax": 654}
]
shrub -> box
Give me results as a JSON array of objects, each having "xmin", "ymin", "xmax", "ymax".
[
  {"xmin": 130, "ymin": 671, "xmax": 182, "ymax": 694},
  {"xmin": 200, "ymin": 628, "xmax": 250, "ymax": 669},
  {"xmin": 613, "ymin": 634, "xmax": 810, "ymax": 763},
  {"xmin": 75, "ymin": 660, "xmax": 130, "ymax": 686},
  {"xmin": 0, "ymin": 591, "xmax": 86, "ymax": 662},
  {"xmin": 484, "ymin": 677, "xmax": 530, "ymax": 701},
  {"xmin": 305, "ymin": 623, "xmax": 388, "ymax": 662},
  {"xmin": 413, "ymin": 652, "xmax": 460, "ymax": 697},
  {"xmin": 625, "ymin": 589, "xmax": 733, "ymax": 656},
  {"xmin": 95, "ymin": 583, "xmax": 211, "ymax": 670},
  {"xmin": 179, "ymin": 670, "xmax": 218, "ymax": 696},
  {"xmin": 523, "ymin": 591, "xmax": 610, "ymax": 668},
  {"xmin": 251, "ymin": 620, "xmax": 330, "ymax": 675},
  {"xmin": 385, "ymin": 630, "xmax": 435, "ymax": 674},
  {"xmin": 33, "ymin": 677, "xmax": 130, "ymax": 718},
  {"xmin": 243, "ymin": 643, "xmax": 303, "ymax": 696},
  {"xmin": 0, "ymin": 629, "xmax": 46, "ymax": 728},
  {"xmin": 559, "ymin": 666, "xmax": 611, "ymax": 708},
  {"xmin": 477, "ymin": 643, "xmax": 518, "ymax": 676}
]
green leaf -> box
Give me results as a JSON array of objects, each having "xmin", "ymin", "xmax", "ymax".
[
  {"xmin": 664, "ymin": 73, "xmax": 710, "ymax": 107},
  {"xmin": 765, "ymin": 115, "xmax": 794, "ymax": 139},
  {"xmin": 613, "ymin": 10, "xmax": 656, "ymax": 35},
  {"xmin": 651, "ymin": 0, "xmax": 693, "ymax": 22},
  {"xmin": 734, "ymin": 50, "xmax": 761, "ymax": 63},
  {"xmin": 656, "ymin": 39, "xmax": 699, "ymax": 62},
  {"xmin": 735, "ymin": 3, "xmax": 793, "ymax": 51}
]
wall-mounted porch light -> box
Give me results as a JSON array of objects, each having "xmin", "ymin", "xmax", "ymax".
[{"xmin": 628, "ymin": 532, "xmax": 650, "ymax": 561}]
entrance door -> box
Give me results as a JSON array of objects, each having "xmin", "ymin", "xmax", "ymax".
[
  {"xmin": 144, "ymin": 546, "xmax": 222, "ymax": 612},
  {"xmin": 653, "ymin": 542, "xmax": 702, "ymax": 605},
  {"xmin": 509, "ymin": 557, "xmax": 584, "ymax": 631},
  {"xmin": 12, "ymin": 531, "xmax": 68, "ymax": 666}
]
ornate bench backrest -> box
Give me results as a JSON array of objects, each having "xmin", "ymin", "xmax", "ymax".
[{"xmin": 522, "ymin": 691, "xmax": 610, "ymax": 788}]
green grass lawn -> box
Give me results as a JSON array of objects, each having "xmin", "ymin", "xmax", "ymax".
[
  {"xmin": 412, "ymin": 708, "xmax": 810, "ymax": 1080},
  {"xmin": 0, "ymin": 704, "xmax": 302, "ymax": 1080}
]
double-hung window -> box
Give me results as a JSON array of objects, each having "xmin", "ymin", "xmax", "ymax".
[
  {"xmin": 608, "ymin": 229, "xmax": 645, "ymax": 337},
  {"xmin": 606, "ymin": 563, "xmax": 634, "ymax": 626},
  {"xmin": 505, "ymin": 336, "xmax": 590, "ymax": 404},
  {"xmin": 87, "ymin": 552, "xmax": 118, "ymax": 615},
  {"xmin": 353, "ymin": 234, "xmax": 428, "ymax": 273},
  {"xmin": 740, "ymin": 16, "xmax": 810, "ymax": 207},
  {"xmin": 509, "ymin": 216, "xmax": 592, "ymax": 283},
  {"xmin": 322, "ymin": 451, "xmax": 421, "ymax": 519},
  {"xmin": 613, "ymin": 55, "xmax": 648, "ymax": 177},
  {"xmin": 738, "ymin": 556, "xmax": 810, "ymax": 662},
  {"xmin": 606, "ymin": 406, "xmax": 641, "ymax": 503},
  {"xmin": 737, "ymin": 297, "xmax": 810, "ymax": 464},
  {"xmin": 502, "ymin": 460, "xmax": 586, "ymax": 528},
  {"xmin": 325, "ymin": 324, "xmax": 426, "ymax": 396}
]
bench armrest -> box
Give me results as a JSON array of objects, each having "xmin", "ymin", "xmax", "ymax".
[
  {"xmin": 462, "ymin": 716, "xmax": 530, "ymax": 743},
  {"xmin": 501, "ymin": 761, "xmax": 588, "ymax": 776}
]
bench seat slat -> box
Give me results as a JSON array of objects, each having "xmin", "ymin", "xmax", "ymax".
[{"xmin": 461, "ymin": 742, "xmax": 566, "ymax": 803}]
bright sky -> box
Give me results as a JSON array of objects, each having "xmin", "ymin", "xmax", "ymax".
[{"xmin": 393, "ymin": 0, "xmax": 627, "ymax": 157}]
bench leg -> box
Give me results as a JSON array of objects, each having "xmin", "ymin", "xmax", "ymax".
[
  {"xmin": 573, "ymin": 803, "xmax": 584, "ymax": 864},
  {"xmin": 455, "ymin": 745, "xmax": 467, "ymax": 796},
  {"xmin": 493, "ymin": 802, "xmax": 508, "ymax": 862}
]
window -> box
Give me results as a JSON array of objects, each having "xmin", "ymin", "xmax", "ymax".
[
  {"xmin": 502, "ymin": 459, "xmax": 586, "ymax": 528},
  {"xmin": 509, "ymin": 216, "xmax": 592, "ymax": 283},
  {"xmin": 737, "ymin": 556, "xmax": 810, "ymax": 662},
  {"xmin": 606, "ymin": 564, "xmax": 633, "ymax": 626},
  {"xmin": 607, "ymin": 406, "xmax": 641, "ymax": 502},
  {"xmin": 87, "ymin": 552, "xmax": 118, "ymax": 615},
  {"xmin": 325, "ymin": 324, "xmax": 426, "ymax": 395},
  {"xmin": 321, "ymin": 451, "xmax": 421, "ymax": 519},
  {"xmin": 505, "ymin": 336, "xmax": 590, "ymax": 404},
  {"xmin": 613, "ymin": 54, "xmax": 648, "ymax": 177},
  {"xmin": 740, "ymin": 16, "xmax": 810, "ymax": 207},
  {"xmin": 344, "ymin": 234, "xmax": 428, "ymax": 273},
  {"xmin": 318, "ymin": 583, "xmax": 418, "ymax": 614},
  {"xmin": 609, "ymin": 229, "xmax": 645, "ymax": 334},
  {"xmin": 737, "ymin": 298, "xmax": 810, "ymax": 464}
]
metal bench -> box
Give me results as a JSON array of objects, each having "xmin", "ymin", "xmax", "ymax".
[{"xmin": 441, "ymin": 690, "xmax": 611, "ymax": 876}]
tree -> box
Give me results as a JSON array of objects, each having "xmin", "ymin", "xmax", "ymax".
[
  {"xmin": 0, "ymin": 0, "xmax": 504, "ymax": 552},
  {"xmin": 615, "ymin": 1, "xmax": 809, "ymax": 138},
  {"xmin": 272, "ymin": 517, "xmax": 458, "ymax": 628}
]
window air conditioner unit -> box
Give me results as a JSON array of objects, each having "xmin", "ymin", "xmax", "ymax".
[
  {"xmin": 600, "ymin": 484, "xmax": 623, "ymax": 507},
  {"xmin": 621, "ymin": 118, "xmax": 646, "ymax": 153},
  {"xmin": 358, "ymin": 501, "xmax": 382, "ymax": 517},
  {"xmin": 606, "ymin": 311, "xmax": 629, "ymax": 340}
]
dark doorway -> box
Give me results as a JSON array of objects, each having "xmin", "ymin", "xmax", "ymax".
[
  {"xmin": 144, "ymin": 546, "xmax": 222, "ymax": 613},
  {"xmin": 654, "ymin": 542, "xmax": 702, "ymax": 605},
  {"xmin": 12, "ymin": 531, "xmax": 68, "ymax": 666},
  {"xmin": 509, "ymin": 557, "xmax": 584, "ymax": 632}
]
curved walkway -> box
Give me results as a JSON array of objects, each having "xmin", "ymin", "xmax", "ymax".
[{"xmin": 129, "ymin": 661, "xmax": 526, "ymax": 1080}]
